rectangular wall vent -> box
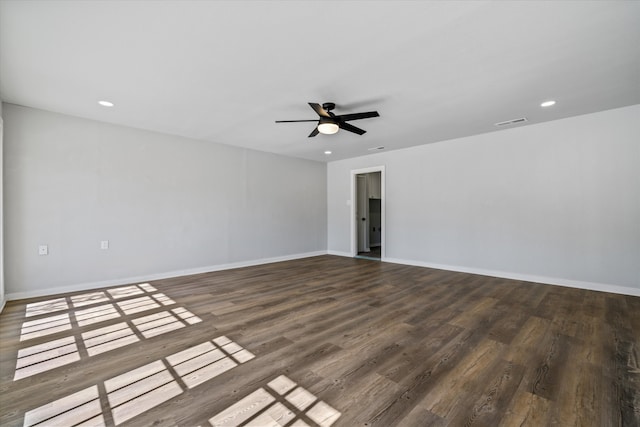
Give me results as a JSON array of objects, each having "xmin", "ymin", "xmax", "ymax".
[{"xmin": 494, "ymin": 117, "xmax": 528, "ymax": 127}]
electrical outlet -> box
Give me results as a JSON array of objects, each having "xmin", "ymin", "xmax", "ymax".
[
  {"xmin": 101, "ymin": 240, "xmax": 109, "ymax": 250},
  {"xmin": 38, "ymin": 245, "xmax": 48, "ymax": 255}
]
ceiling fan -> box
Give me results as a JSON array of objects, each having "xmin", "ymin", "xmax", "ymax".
[{"xmin": 276, "ymin": 102, "xmax": 380, "ymax": 137}]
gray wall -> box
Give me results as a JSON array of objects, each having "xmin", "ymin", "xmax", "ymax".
[
  {"xmin": 328, "ymin": 105, "xmax": 640, "ymax": 293},
  {"xmin": 4, "ymin": 103, "xmax": 638, "ymax": 300},
  {"xmin": 4, "ymin": 104, "xmax": 327, "ymax": 298}
]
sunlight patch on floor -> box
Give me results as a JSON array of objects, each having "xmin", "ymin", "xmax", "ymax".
[
  {"xmin": 14, "ymin": 284, "xmax": 341, "ymax": 427},
  {"xmin": 106, "ymin": 360, "xmax": 182, "ymax": 425},
  {"xmin": 23, "ymin": 336, "xmax": 254, "ymax": 426},
  {"xmin": 82, "ymin": 322, "xmax": 140, "ymax": 357},
  {"xmin": 173, "ymin": 306, "xmax": 202, "ymax": 325},
  {"xmin": 71, "ymin": 292, "xmax": 110, "ymax": 308},
  {"xmin": 14, "ymin": 336, "xmax": 80, "ymax": 380},
  {"xmin": 25, "ymin": 298, "xmax": 68, "ymax": 317},
  {"xmin": 23, "ymin": 385, "xmax": 104, "ymax": 427},
  {"xmin": 15, "ymin": 306, "xmax": 200, "ymax": 379},
  {"xmin": 209, "ymin": 375, "xmax": 340, "ymax": 427},
  {"xmin": 20, "ymin": 313, "xmax": 71, "ymax": 341},
  {"xmin": 115, "ymin": 293, "xmax": 175, "ymax": 315},
  {"xmin": 209, "ymin": 388, "xmax": 276, "ymax": 426},
  {"xmin": 15, "ymin": 282, "xmax": 201, "ymax": 380},
  {"xmin": 75, "ymin": 304, "xmax": 120, "ymax": 327},
  {"xmin": 132, "ymin": 310, "xmax": 186, "ymax": 338},
  {"xmin": 19, "ymin": 286, "xmax": 174, "ymax": 342},
  {"xmin": 115, "ymin": 295, "xmax": 160, "ymax": 315},
  {"xmin": 167, "ymin": 336, "xmax": 254, "ymax": 389},
  {"xmin": 108, "ymin": 284, "xmax": 157, "ymax": 299}
]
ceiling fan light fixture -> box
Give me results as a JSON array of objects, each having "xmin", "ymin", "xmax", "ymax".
[
  {"xmin": 317, "ymin": 122, "xmax": 339, "ymax": 135},
  {"xmin": 275, "ymin": 102, "xmax": 379, "ymax": 137}
]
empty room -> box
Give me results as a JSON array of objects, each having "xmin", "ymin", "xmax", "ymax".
[{"xmin": 0, "ymin": 1, "xmax": 639, "ymax": 426}]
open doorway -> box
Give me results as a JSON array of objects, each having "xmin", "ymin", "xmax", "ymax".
[{"xmin": 351, "ymin": 167, "xmax": 385, "ymax": 260}]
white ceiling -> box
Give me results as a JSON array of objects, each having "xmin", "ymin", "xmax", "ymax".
[{"xmin": 1, "ymin": 1, "xmax": 639, "ymax": 162}]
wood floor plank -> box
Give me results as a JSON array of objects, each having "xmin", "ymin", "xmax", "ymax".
[
  {"xmin": 420, "ymin": 338, "xmax": 505, "ymax": 418},
  {"xmin": 498, "ymin": 389, "xmax": 552, "ymax": 427},
  {"xmin": 1, "ymin": 255, "xmax": 638, "ymax": 426},
  {"xmin": 549, "ymin": 358, "xmax": 601, "ymax": 426},
  {"xmin": 448, "ymin": 359, "xmax": 526, "ymax": 426}
]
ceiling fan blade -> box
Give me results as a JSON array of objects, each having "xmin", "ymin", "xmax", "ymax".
[
  {"xmin": 308, "ymin": 127, "xmax": 319, "ymax": 137},
  {"xmin": 337, "ymin": 111, "xmax": 380, "ymax": 121},
  {"xmin": 339, "ymin": 122, "xmax": 366, "ymax": 135},
  {"xmin": 275, "ymin": 119, "xmax": 318, "ymax": 123},
  {"xmin": 308, "ymin": 102, "xmax": 331, "ymax": 118}
]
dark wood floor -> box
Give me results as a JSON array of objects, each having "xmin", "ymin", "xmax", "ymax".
[{"xmin": 1, "ymin": 255, "xmax": 639, "ymax": 426}]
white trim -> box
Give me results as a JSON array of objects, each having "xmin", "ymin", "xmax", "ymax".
[
  {"xmin": 7, "ymin": 251, "xmax": 638, "ymax": 301},
  {"xmin": 384, "ymin": 257, "xmax": 640, "ymax": 297},
  {"xmin": 6, "ymin": 251, "xmax": 326, "ymax": 301},
  {"xmin": 0, "ymin": 117, "xmax": 4, "ymax": 313},
  {"xmin": 327, "ymin": 250, "xmax": 352, "ymax": 257},
  {"xmin": 350, "ymin": 166, "xmax": 385, "ymax": 259}
]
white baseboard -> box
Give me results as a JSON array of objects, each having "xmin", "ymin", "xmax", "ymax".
[
  {"xmin": 327, "ymin": 250, "xmax": 352, "ymax": 257},
  {"xmin": 5, "ymin": 251, "xmax": 327, "ymax": 301},
  {"xmin": 6, "ymin": 251, "xmax": 638, "ymax": 302},
  {"xmin": 383, "ymin": 257, "xmax": 640, "ymax": 297},
  {"xmin": 0, "ymin": 297, "xmax": 6, "ymax": 314}
]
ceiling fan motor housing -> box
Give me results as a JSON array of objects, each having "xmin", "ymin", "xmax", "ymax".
[
  {"xmin": 319, "ymin": 116, "xmax": 336, "ymax": 125},
  {"xmin": 322, "ymin": 102, "xmax": 336, "ymax": 112}
]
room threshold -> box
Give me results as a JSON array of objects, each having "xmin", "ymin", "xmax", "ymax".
[{"xmin": 354, "ymin": 255, "xmax": 381, "ymax": 261}]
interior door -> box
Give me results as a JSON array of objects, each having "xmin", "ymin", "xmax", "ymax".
[
  {"xmin": 356, "ymin": 175, "xmax": 368, "ymax": 252},
  {"xmin": 369, "ymin": 198, "xmax": 381, "ymax": 247}
]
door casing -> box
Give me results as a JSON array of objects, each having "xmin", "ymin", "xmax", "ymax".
[
  {"xmin": 350, "ymin": 166, "xmax": 385, "ymax": 258},
  {"xmin": 356, "ymin": 175, "xmax": 368, "ymax": 252}
]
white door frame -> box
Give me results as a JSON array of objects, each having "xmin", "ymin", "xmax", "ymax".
[
  {"xmin": 356, "ymin": 175, "xmax": 369, "ymax": 253},
  {"xmin": 351, "ymin": 166, "xmax": 385, "ymax": 259}
]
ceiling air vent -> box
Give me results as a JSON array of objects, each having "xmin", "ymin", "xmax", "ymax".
[{"xmin": 494, "ymin": 117, "xmax": 528, "ymax": 127}]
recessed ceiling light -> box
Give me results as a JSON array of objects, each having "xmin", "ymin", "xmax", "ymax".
[
  {"xmin": 540, "ymin": 100, "xmax": 556, "ymax": 107},
  {"xmin": 324, "ymin": 151, "xmax": 332, "ymax": 155},
  {"xmin": 98, "ymin": 100, "xmax": 114, "ymax": 107}
]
